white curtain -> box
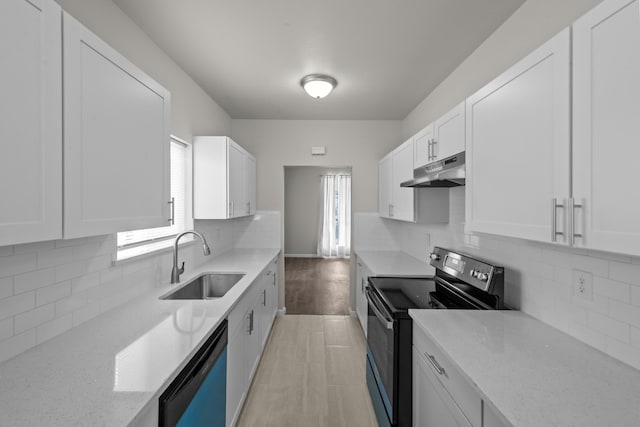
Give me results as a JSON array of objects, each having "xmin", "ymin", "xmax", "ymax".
[{"xmin": 317, "ymin": 174, "xmax": 351, "ymax": 258}]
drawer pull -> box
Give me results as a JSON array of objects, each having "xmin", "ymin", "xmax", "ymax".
[{"xmin": 426, "ymin": 352, "xmax": 445, "ymax": 375}]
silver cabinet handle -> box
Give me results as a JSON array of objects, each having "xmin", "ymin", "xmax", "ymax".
[
  {"xmin": 427, "ymin": 139, "xmax": 433, "ymax": 161},
  {"xmin": 569, "ymin": 198, "xmax": 584, "ymax": 245},
  {"xmin": 425, "ymin": 352, "xmax": 445, "ymax": 375},
  {"xmin": 249, "ymin": 310, "xmax": 254, "ymax": 335},
  {"xmin": 168, "ymin": 197, "xmax": 175, "ymax": 225},
  {"xmin": 551, "ymin": 198, "xmax": 564, "ymax": 242},
  {"xmin": 433, "ymin": 139, "xmax": 438, "ymax": 159},
  {"xmin": 263, "ymin": 289, "xmax": 266, "ymax": 306}
]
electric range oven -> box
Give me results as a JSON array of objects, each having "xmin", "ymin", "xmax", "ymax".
[{"xmin": 365, "ymin": 247, "xmax": 505, "ymax": 427}]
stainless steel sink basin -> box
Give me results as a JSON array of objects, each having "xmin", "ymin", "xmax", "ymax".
[{"xmin": 160, "ymin": 273, "xmax": 245, "ymax": 300}]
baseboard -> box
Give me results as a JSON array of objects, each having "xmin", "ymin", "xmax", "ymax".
[
  {"xmin": 349, "ymin": 309, "xmax": 357, "ymax": 317},
  {"xmin": 277, "ymin": 308, "xmax": 287, "ymax": 317},
  {"xmin": 284, "ymin": 254, "xmax": 320, "ymax": 258}
]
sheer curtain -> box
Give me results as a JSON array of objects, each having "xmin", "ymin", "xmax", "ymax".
[{"xmin": 317, "ymin": 174, "xmax": 351, "ymax": 258}]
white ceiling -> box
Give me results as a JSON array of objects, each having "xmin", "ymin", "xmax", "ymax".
[{"xmin": 112, "ymin": 0, "xmax": 524, "ymax": 120}]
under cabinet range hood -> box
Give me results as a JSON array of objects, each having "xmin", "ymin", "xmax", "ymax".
[{"xmin": 401, "ymin": 151, "xmax": 465, "ymax": 188}]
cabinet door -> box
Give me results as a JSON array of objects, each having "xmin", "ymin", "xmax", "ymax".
[
  {"xmin": 378, "ymin": 154, "xmax": 393, "ymax": 218},
  {"xmin": 267, "ymin": 265, "xmax": 278, "ymax": 322},
  {"xmin": 228, "ymin": 142, "xmax": 246, "ymax": 218},
  {"xmin": 246, "ymin": 154, "xmax": 256, "ymax": 215},
  {"xmin": 226, "ymin": 319, "xmax": 248, "ymax": 427},
  {"xmin": 0, "ymin": 0, "xmax": 62, "ymax": 246},
  {"xmin": 573, "ymin": 0, "xmax": 640, "ymax": 255},
  {"xmin": 391, "ymin": 139, "xmax": 415, "ymax": 222},
  {"xmin": 434, "ymin": 101, "xmax": 465, "ymax": 160},
  {"xmin": 414, "ymin": 124, "xmax": 435, "ymax": 168},
  {"xmin": 63, "ymin": 13, "xmax": 170, "ymax": 238},
  {"xmin": 413, "ymin": 347, "xmax": 472, "ymax": 427},
  {"xmin": 466, "ymin": 29, "xmax": 570, "ymax": 244}
]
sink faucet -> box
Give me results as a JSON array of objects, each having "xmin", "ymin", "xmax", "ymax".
[{"xmin": 171, "ymin": 231, "xmax": 212, "ymax": 284}]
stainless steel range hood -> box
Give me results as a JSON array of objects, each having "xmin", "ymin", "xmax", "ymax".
[{"xmin": 400, "ymin": 151, "xmax": 465, "ymax": 188}]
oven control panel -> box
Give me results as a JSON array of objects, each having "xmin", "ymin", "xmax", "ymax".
[{"xmin": 429, "ymin": 247, "xmax": 503, "ymax": 292}]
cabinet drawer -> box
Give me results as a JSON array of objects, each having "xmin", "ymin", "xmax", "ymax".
[{"xmin": 413, "ymin": 326, "xmax": 481, "ymax": 427}]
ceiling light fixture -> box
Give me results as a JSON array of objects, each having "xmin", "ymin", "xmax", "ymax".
[{"xmin": 300, "ymin": 74, "xmax": 337, "ymax": 99}]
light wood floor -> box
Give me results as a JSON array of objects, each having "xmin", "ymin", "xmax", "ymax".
[
  {"xmin": 285, "ymin": 258, "xmax": 351, "ymax": 315},
  {"xmin": 236, "ymin": 314, "xmax": 378, "ymax": 427}
]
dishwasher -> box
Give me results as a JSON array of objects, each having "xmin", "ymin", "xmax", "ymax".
[{"xmin": 159, "ymin": 320, "xmax": 227, "ymax": 427}]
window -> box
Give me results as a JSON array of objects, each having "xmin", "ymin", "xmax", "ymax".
[{"xmin": 116, "ymin": 136, "xmax": 193, "ymax": 260}]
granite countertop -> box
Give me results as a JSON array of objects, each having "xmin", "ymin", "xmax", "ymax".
[
  {"xmin": 409, "ymin": 309, "xmax": 640, "ymax": 427},
  {"xmin": 0, "ymin": 248, "xmax": 279, "ymax": 427},
  {"xmin": 356, "ymin": 250, "xmax": 434, "ymax": 276}
]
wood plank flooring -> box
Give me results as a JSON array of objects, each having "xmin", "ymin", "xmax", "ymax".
[
  {"xmin": 285, "ymin": 258, "xmax": 350, "ymax": 315},
  {"xmin": 236, "ymin": 315, "xmax": 378, "ymax": 427}
]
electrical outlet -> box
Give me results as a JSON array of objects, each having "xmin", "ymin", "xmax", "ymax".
[{"xmin": 572, "ymin": 269, "xmax": 593, "ymax": 301}]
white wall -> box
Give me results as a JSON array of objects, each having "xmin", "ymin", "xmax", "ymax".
[{"xmin": 402, "ymin": 0, "xmax": 601, "ymax": 139}]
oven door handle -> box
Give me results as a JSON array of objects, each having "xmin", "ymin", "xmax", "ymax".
[{"xmin": 366, "ymin": 288, "xmax": 394, "ymax": 330}]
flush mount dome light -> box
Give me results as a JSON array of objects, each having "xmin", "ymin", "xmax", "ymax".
[{"xmin": 300, "ymin": 74, "xmax": 337, "ymax": 99}]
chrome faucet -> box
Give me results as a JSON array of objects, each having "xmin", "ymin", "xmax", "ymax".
[{"xmin": 171, "ymin": 230, "xmax": 212, "ymax": 284}]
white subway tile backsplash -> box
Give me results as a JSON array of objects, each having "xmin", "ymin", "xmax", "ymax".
[
  {"xmin": 584, "ymin": 307, "xmax": 628, "ymax": 343},
  {"xmin": 572, "ymin": 254, "xmax": 609, "ymax": 277},
  {"xmin": 86, "ymin": 254, "xmax": 112, "ymax": 273},
  {"xmin": 609, "ymin": 261, "xmax": 640, "ymax": 287},
  {"xmin": 0, "ymin": 318, "xmax": 13, "ymax": 341},
  {"xmin": 13, "ymin": 240, "xmax": 54, "ymax": 255},
  {"xmin": 36, "ymin": 282, "xmax": 72, "ymax": 307},
  {"xmin": 36, "ymin": 314, "xmax": 72, "ymax": 343},
  {"xmin": 72, "ymin": 240, "xmax": 103, "ymax": 260},
  {"xmin": 71, "ymin": 272, "xmax": 100, "ymax": 294},
  {"xmin": 0, "ymin": 277, "xmax": 12, "ymax": 300},
  {"xmin": 0, "ymin": 246, "xmax": 14, "ymax": 257},
  {"xmin": 55, "ymin": 295, "xmax": 87, "ymax": 317},
  {"xmin": 632, "ymin": 286, "xmax": 640, "ymax": 307},
  {"xmin": 55, "ymin": 260, "xmax": 87, "ymax": 282},
  {"xmin": 14, "ymin": 304, "xmax": 55, "ymax": 335},
  {"xmin": 13, "ymin": 268, "xmax": 56, "ymax": 294},
  {"xmin": 36, "ymin": 247, "xmax": 74, "ymax": 269},
  {"xmin": 608, "ymin": 300, "xmax": 640, "ymax": 329},
  {"xmin": 593, "ymin": 277, "xmax": 630, "ymax": 303},
  {"xmin": 0, "ymin": 253, "xmax": 37, "ymax": 278},
  {"xmin": 0, "ymin": 330, "xmax": 36, "ymax": 364},
  {"xmin": 0, "ymin": 292, "xmax": 35, "ymax": 321}
]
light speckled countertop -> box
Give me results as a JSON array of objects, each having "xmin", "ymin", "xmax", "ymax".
[
  {"xmin": 410, "ymin": 309, "xmax": 640, "ymax": 427},
  {"xmin": 0, "ymin": 248, "xmax": 279, "ymax": 427},
  {"xmin": 356, "ymin": 250, "xmax": 434, "ymax": 276}
]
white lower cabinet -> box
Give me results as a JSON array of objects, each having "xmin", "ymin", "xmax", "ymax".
[
  {"xmin": 355, "ymin": 257, "xmax": 371, "ymax": 336},
  {"xmin": 226, "ymin": 264, "xmax": 277, "ymax": 427},
  {"xmin": 413, "ymin": 325, "xmax": 511, "ymax": 427},
  {"xmin": 413, "ymin": 347, "xmax": 472, "ymax": 427}
]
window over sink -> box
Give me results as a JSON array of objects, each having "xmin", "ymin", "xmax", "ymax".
[{"xmin": 116, "ymin": 136, "xmax": 193, "ymax": 260}]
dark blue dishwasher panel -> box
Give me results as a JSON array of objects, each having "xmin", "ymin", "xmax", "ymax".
[
  {"xmin": 366, "ymin": 352, "xmax": 392, "ymax": 427},
  {"xmin": 160, "ymin": 320, "xmax": 227, "ymax": 427}
]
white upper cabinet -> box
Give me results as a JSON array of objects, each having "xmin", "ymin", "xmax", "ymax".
[
  {"xmin": 433, "ymin": 102, "xmax": 466, "ymax": 161},
  {"xmin": 572, "ymin": 0, "xmax": 640, "ymax": 255},
  {"xmin": 465, "ymin": 29, "xmax": 571, "ymax": 244},
  {"xmin": 63, "ymin": 13, "xmax": 171, "ymax": 238},
  {"xmin": 194, "ymin": 136, "xmax": 256, "ymax": 219},
  {"xmin": 0, "ymin": 0, "xmax": 62, "ymax": 246},
  {"xmin": 379, "ymin": 138, "xmax": 415, "ymax": 222},
  {"xmin": 413, "ymin": 124, "xmax": 435, "ymax": 169},
  {"xmin": 414, "ymin": 102, "xmax": 465, "ymax": 169}
]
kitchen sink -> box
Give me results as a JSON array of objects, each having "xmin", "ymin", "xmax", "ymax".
[{"xmin": 160, "ymin": 273, "xmax": 245, "ymax": 300}]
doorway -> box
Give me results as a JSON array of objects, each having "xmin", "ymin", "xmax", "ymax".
[{"xmin": 283, "ymin": 166, "xmax": 352, "ymax": 315}]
